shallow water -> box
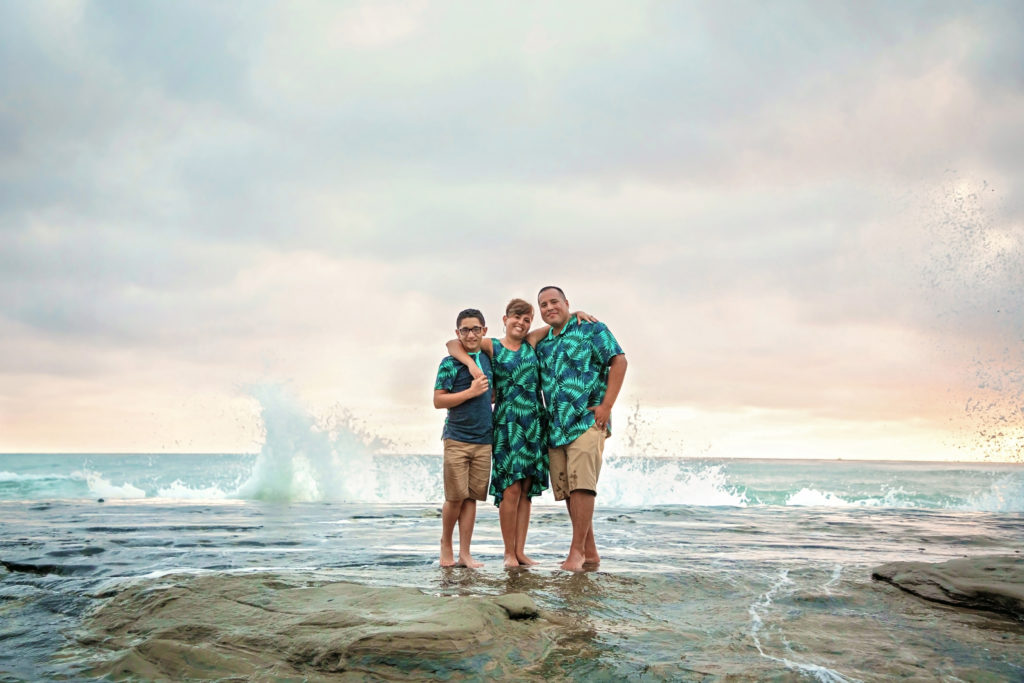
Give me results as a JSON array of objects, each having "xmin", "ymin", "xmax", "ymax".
[{"xmin": 1, "ymin": 466, "xmax": 1022, "ymax": 681}]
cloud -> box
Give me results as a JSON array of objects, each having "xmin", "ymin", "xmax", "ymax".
[{"xmin": 1, "ymin": 1, "xmax": 1021, "ymax": 456}]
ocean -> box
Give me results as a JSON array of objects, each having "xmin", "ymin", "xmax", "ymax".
[{"xmin": 1, "ymin": 408, "xmax": 1022, "ymax": 680}]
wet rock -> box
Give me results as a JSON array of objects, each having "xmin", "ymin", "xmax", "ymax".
[
  {"xmin": 872, "ymin": 555, "xmax": 1024, "ymax": 621},
  {"xmin": 46, "ymin": 546, "xmax": 106, "ymax": 558},
  {"xmin": 65, "ymin": 572, "xmax": 558, "ymax": 680},
  {"xmin": 1, "ymin": 559, "xmax": 66, "ymax": 576},
  {"xmin": 492, "ymin": 592, "xmax": 540, "ymax": 619}
]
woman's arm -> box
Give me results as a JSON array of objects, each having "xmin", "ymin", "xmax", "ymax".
[
  {"xmin": 525, "ymin": 327, "xmax": 549, "ymax": 347},
  {"xmin": 444, "ymin": 337, "xmax": 494, "ymax": 379}
]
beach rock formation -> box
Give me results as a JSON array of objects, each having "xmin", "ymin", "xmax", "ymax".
[
  {"xmin": 66, "ymin": 573, "xmax": 555, "ymax": 680},
  {"xmin": 872, "ymin": 555, "xmax": 1024, "ymax": 621}
]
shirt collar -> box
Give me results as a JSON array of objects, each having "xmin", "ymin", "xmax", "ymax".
[{"xmin": 545, "ymin": 315, "xmax": 578, "ymax": 341}]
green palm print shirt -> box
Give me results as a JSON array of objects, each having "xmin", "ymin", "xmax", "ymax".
[
  {"xmin": 535, "ymin": 318, "xmax": 624, "ymax": 448},
  {"xmin": 434, "ymin": 352, "xmax": 494, "ymax": 444}
]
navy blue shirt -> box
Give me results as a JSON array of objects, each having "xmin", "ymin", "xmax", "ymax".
[{"xmin": 434, "ymin": 351, "xmax": 494, "ymax": 444}]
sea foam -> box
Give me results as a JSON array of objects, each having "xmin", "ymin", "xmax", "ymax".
[
  {"xmin": 157, "ymin": 480, "xmax": 231, "ymax": 499},
  {"xmin": 600, "ymin": 459, "xmax": 748, "ymax": 507},
  {"xmin": 81, "ymin": 470, "xmax": 146, "ymax": 500},
  {"xmin": 786, "ymin": 488, "xmax": 855, "ymax": 507},
  {"xmin": 786, "ymin": 485, "xmax": 932, "ymax": 509}
]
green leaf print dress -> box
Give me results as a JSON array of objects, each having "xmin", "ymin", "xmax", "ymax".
[{"xmin": 489, "ymin": 338, "xmax": 549, "ymax": 507}]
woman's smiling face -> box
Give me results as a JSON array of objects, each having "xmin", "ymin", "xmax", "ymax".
[{"xmin": 503, "ymin": 311, "xmax": 532, "ymax": 341}]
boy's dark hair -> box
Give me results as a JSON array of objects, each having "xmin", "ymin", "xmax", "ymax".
[
  {"xmin": 456, "ymin": 308, "xmax": 486, "ymax": 327},
  {"xmin": 506, "ymin": 298, "xmax": 533, "ymax": 317},
  {"xmin": 537, "ymin": 285, "xmax": 566, "ymax": 300}
]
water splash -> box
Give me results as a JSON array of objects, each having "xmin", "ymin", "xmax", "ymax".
[
  {"xmin": 234, "ymin": 385, "xmax": 441, "ymax": 503},
  {"xmin": 959, "ymin": 473, "xmax": 1024, "ymax": 512},
  {"xmin": 619, "ymin": 400, "xmax": 711, "ymax": 459},
  {"xmin": 600, "ymin": 459, "xmax": 747, "ymax": 507},
  {"xmin": 921, "ymin": 174, "xmax": 1024, "ymax": 462},
  {"xmin": 600, "ymin": 401, "xmax": 741, "ymax": 506},
  {"xmin": 236, "ymin": 386, "xmax": 380, "ymax": 502}
]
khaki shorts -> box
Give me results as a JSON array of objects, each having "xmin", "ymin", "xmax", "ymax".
[
  {"xmin": 549, "ymin": 424, "xmax": 606, "ymax": 501},
  {"xmin": 443, "ymin": 440, "xmax": 491, "ymax": 502}
]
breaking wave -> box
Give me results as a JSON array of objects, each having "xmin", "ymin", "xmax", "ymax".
[{"xmin": 1, "ymin": 390, "xmax": 1020, "ymax": 511}]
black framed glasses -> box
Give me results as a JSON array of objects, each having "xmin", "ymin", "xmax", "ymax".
[{"xmin": 458, "ymin": 326, "xmax": 484, "ymax": 336}]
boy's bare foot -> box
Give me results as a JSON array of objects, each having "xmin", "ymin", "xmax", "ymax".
[
  {"xmin": 440, "ymin": 541, "xmax": 456, "ymax": 567},
  {"xmin": 516, "ymin": 553, "xmax": 538, "ymax": 566},
  {"xmin": 503, "ymin": 553, "xmax": 520, "ymax": 568},
  {"xmin": 458, "ymin": 554, "xmax": 484, "ymax": 568}
]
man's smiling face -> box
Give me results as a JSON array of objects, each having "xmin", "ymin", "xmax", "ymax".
[{"xmin": 538, "ymin": 288, "xmax": 570, "ymax": 330}]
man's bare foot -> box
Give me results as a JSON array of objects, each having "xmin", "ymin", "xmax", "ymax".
[
  {"xmin": 440, "ymin": 541, "xmax": 456, "ymax": 567},
  {"xmin": 503, "ymin": 553, "xmax": 520, "ymax": 568},
  {"xmin": 458, "ymin": 554, "xmax": 484, "ymax": 568},
  {"xmin": 516, "ymin": 553, "xmax": 539, "ymax": 566}
]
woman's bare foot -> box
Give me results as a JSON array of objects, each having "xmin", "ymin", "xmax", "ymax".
[
  {"xmin": 516, "ymin": 553, "xmax": 538, "ymax": 566},
  {"xmin": 560, "ymin": 549, "xmax": 587, "ymax": 572},
  {"xmin": 503, "ymin": 553, "xmax": 520, "ymax": 568},
  {"xmin": 458, "ymin": 554, "xmax": 484, "ymax": 568}
]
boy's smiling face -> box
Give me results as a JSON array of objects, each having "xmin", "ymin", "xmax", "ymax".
[{"xmin": 456, "ymin": 316, "xmax": 486, "ymax": 353}]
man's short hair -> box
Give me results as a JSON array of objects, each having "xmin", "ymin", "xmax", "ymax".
[
  {"xmin": 505, "ymin": 298, "xmax": 533, "ymax": 317},
  {"xmin": 537, "ymin": 285, "xmax": 566, "ymax": 301},
  {"xmin": 456, "ymin": 308, "xmax": 486, "ymax": 327}
]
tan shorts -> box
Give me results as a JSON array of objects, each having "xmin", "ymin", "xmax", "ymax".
[
  {"xmin": 549, "ymin": 424, "xmax": 606, "ymax": 501},
  {"xmin": 443, "ymin": 440, "xmax": 491, "ymax": 502}
]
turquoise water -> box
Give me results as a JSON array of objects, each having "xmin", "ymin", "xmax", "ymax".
[
  {"xmin": 1, "ymin": 451, "xmax": 1022, "ymax": 680},
  {"xmin": 1, "ymin": 452, "xmax": 1021, "ymax": 512}
]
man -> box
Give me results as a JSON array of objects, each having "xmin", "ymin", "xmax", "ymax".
[{"xmin": 535, "ymin": 285, "xmax": 627, "ymax": 571}]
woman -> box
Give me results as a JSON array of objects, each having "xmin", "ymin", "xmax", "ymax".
[{"xmin": 447, "ymin": 299, "xmax": 593, "ymax": 568}]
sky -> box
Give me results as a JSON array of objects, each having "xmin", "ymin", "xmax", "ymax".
[{"xmin": 1, "ymin": 1, "xmax": 1022, "ymax": 461}]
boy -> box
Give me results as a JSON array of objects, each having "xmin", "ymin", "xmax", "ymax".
[{"xmin": 433, "ymin": 308, "xmax": 494, "ymax": 568}]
